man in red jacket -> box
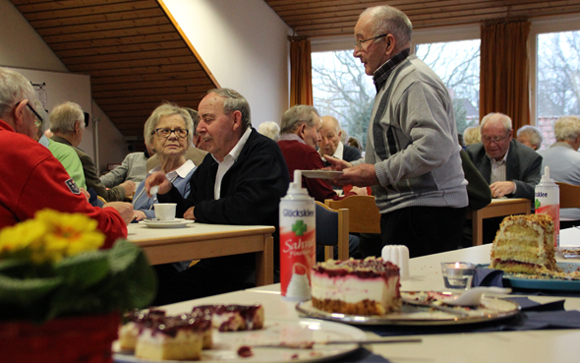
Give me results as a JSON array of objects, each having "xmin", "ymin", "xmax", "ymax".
[{"xmin": 0, "ymin": 67, "xmax": 132, "ymax": 248}]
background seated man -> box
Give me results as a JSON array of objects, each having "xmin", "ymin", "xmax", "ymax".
[
  {"xmin": 277, "ymin": 105, "xmax": 361, "ymax": 260},
  {"xmin": 539, "ymin": 115, "xmax": 580, "ymax": 228},
  {"xmin": 145, "ymin": 88, "xmax": 290, "ymax": 305},
  {"xmin": 50, "ymin": 102, "xmax": 136, "ymax": 202},
  {"xmin": 466, "ymin": 112, "xmax": 542, "ymax": 244},
  {"xmin": 0, "ymin": 67, "xmax": 131, "ymax": 248},
  {"xmin": 100, "ymin": 149, "xmax": 151, "ymax": 188},
  {"xmin": 517, "ymin": 125, "xmax": 543, "ymax": 151},
  {"xmin": 318, "ymin": 115, "xmax": 362, "ymax": 166}
]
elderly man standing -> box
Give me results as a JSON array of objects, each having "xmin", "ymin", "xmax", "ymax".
[
  {"xmin": 50, "ymin": 102, "xmax": 136, "ymax": 202},
  {"xmin": 319, "ymin": 116, "xmax": 362, "ymax": 166},
  {"xmin": 539, "ymin": 115, "xmax": 580, "ymax": 227},
  {"xmin": 0, "ymin": 67, "xmax": 131, "ymax": 248},
  {"xmin": 146, "ymin": 88, "xmax": 290, "ymax": 304},
  {"xmin": 327, "ymin": 5, "xmax": 468, "ymax": 258}
]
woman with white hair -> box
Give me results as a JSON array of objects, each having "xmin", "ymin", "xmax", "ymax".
[
  {"xmin": 132, "ymin": 103, "xmax": 196, "ymax": 221},
  {"xmin": 257, "ymin": 121, "xmax": 280, "ymax": 141},
  {"xmin": 517, "ymin": 125, "xmax": 543, "ymax": 151}
]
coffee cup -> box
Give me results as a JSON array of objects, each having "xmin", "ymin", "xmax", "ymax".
[{"xmin": 154, "ymin": 203, "xmax": 176, "ymax": 220}]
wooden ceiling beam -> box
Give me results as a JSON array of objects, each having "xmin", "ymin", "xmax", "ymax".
[
  {"xmin": 91, "ymin": 71, "xmax": 212, "ymax": 86},
  {"xmin": 92, "ymin": 78, "xmax": 215, "ymax": 93},
  {"xmin": 93, "ymin": 84, "xmax": 213, "ymax": 98},
  {"xmin": 48, "ymin": 32, "xmax": 182, "ymax": 51},
  {"xmin": 29, "ymin": 8, "xmax": 163, "ymax": 28},
  {"xmin": 41, "ymin": 24, "xmax": 176, "ymax": 43},
  {"xmin": 54, "ymin": 40, "xmax": 186, "ymax": 58},
  {"xmin": 34, "ymin": 16, "xmax": 170, "ymax": 36},
  {"xmin": 60, "ymin": 48, "xmax": 192, "ymax": 65}
]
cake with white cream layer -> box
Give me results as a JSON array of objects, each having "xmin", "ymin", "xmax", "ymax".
[{"xmin": 311, "ymin": 257, "xmax": 401, "ymax": 316}]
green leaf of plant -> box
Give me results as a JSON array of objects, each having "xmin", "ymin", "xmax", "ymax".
[
  {"xmin": 54, "ymin": 250, "xmax": 109, "ymax": 289},
  {"xmin": 0, "ymin": 274, "xmax": 62, "ymax": 306},
  {"xmin": 106, "ymin": 239, "xmax": 157, "ymax": 309}
]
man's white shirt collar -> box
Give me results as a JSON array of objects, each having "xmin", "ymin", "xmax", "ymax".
[{"xmin": 213, "ymin": 127, "xmax": 252, "ymax": 199}]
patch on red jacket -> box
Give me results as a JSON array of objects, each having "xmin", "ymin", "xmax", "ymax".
[{"xmin": 65, "ymin": 178, "xmax": 80, "ymax": 194}]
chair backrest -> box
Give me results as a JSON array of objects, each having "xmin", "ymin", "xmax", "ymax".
[
  {"xmin": 556, "ymin": 182, "xmax": 580, "ymax": 208},
  {"xmin": 325, "ymin": 195, "xmax": 381, "ymax": 234},
  {"xmin": 315, "ymin": 201, "xmax": 349, "ymax": 261}
]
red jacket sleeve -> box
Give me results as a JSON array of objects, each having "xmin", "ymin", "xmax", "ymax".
[{"xmin": 12, "ymin": 146, "xmax": 127, "ymax": 248}]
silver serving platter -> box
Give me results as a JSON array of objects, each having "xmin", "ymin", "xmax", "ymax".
[{"xmin": 296, "ymin": 291, "xmax": 521, "ymax": 326}]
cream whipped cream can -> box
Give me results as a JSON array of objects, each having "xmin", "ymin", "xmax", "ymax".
[
  {"xmin": 279, "ymin": 170, "xmax": 316, "ymax": 301},
  {"xmin": 535, "ymin": 166, "xmax": 560, "ymax": 246}
]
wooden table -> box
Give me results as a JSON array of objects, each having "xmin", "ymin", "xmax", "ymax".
[
  {"xmin": 127, "ymin": 222, "xmax": 275, "ymax": 286},
  {"xmin": 467, "ymin": 198, "xmax": 531, "ymax": 245}
]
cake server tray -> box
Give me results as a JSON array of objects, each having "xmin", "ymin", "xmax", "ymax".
[
  {"xmin": 477, "ymin": 263, "xmax": 580, "ymax": 292},
  {"xmin": 296, "ymin": 292, "xmax": 520, "ymax": 326}
]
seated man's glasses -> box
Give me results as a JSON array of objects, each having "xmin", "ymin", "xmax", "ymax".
[
  {"xmin": 154, "ymin": 128, "xmax": 189, "ymax": 139},
  {"xmin": 482, "ymin": 134, "xmax": 509, "ymax": 143}
]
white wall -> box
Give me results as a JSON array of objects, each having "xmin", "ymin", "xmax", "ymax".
[
  {"xmin": 0, "ymin": 0, "xmax": 134, "ymax": 173},
  {"xmin": 163, "ymin": 0, "xmax": 291, "ymax": 126}
]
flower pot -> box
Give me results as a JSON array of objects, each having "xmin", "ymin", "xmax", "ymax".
[{"xmin": 0, "ymin": 312, "xmax": 120, "ymax": 363}]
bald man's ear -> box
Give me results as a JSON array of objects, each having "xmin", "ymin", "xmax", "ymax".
[{"xmin": 231, "ymin": 110, "xmax": 243, "ymax": 131}]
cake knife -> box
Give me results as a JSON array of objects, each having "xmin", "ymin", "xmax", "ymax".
[
  {"xmin": 248, "ymin": 338, "xmax": 422, "ymax": 349},
  {"xmin": 401, "ymin": 298, "xmax": 470, "ymax": 317}
]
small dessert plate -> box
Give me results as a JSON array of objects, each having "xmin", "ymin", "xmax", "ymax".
[{"xmin": 139, "ymin": 218, "xmax": 192, "ymax": 228}]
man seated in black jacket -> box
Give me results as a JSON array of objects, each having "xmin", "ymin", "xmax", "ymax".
[{"xmin": 146, "ymin": 88, "xmax": 290, "ymax": 304}]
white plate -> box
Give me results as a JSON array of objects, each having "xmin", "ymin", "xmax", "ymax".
[
  {"xmin": 301, "ymin": 170, "xmax": 343, "ymax": 179},
  {"xmin": 297, "ymin": 292, "xmax": 520, "ymax": 326},
  {"xmin": 113, "ymin": 318, "xmax": 366, "ymax": 362},
  {"xmin": 139, "ymin": 218, "xmax": 193, "ymax": 228}
]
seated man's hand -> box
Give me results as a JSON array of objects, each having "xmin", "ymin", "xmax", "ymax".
[
  {"xmin": 184, "ymin": 206, "xmax": 196, "ymax": 220},
  {"xmin": 490, "ymin": 181, "xmax": 515, "ymax": 198},
  {"xmin": 120, "ymin": 180, "xmax": 136, "ymax": 196},
  {"xmin": 133, "ymin": 210, "xmax": 147, "ymax": 221},
  {"xmin": 350, "ymin": 186, "xmax": 370, "ymax": 196},
  {"xmin": 323, "ymin": 155, "xmax": 352, "ymax": 171},
  {"xmin": 145, "ymin": 171, "xmax": 172, "ymax": 197},
  {"xmin": 104, "ymin": 202, "xmax": 134, "ymax": 225},
  {"xmin": 79, "ymin": 188, "xmax": 90, "ymax": 201}
]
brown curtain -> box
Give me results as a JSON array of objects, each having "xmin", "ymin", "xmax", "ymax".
[
  {"xmin": 289, "ymin": 37, "xmax": 313, "ymax": 106},
  {"xmin": 480, "ymin": 18, "xmax": 531, "ymax": 131}
]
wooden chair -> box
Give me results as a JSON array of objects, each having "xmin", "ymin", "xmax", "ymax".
[
  {"xmin": 556, "ymin": 182, "xmax": 580, "ymax": 208},
  {"xmin": 315, "ymin": 201, "xmax": 350, "ymax": 261},
  {"xmin": 325, "ymin": 195, "xmax": 381, "ymax": 234}
]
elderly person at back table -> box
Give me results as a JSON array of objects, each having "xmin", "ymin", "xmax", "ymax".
[
  {"xmin": 463, "ymin": 125, "xmax": 481, "ymax": 146},
  {"xmin": 0, "ymin": 67, "xmax": 131, "ymax": 247},
  {"xmin": 50, "ymin": 102, "xmax": 136, "ymax": 201},
  {"xmin": 319, "ymin": 116, "xmax": 362, "ymax": 166},
  {"xmin": 132, "ymin": 103, "xmax": 197, "ymax": 221},
  {"xmin": 517, "ymin": 125, "xmax": 543, "ymax": 151},
  {"xmin": 100, "ymin": 147, "xmax": 153, "ymax": 188},
  {"xmin": 257, "ymin": 121, "xmax": 280, "ymax": 141},
  {"xmin": 539, "ymin": 115, "xmax": 580, "ymax": 228}
]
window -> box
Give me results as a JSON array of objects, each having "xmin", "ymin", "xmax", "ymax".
[
  {"xmin": 415, "ymin": 40, "xmax": 480, "ymax": 135},
  {"xmin": 536, "ymin": 30, "xmax": 580, "ymax": 149},
  {"xmin": 312, "ymin": 50, "xmax": 374, "ymax": 148},
  {"xmin": 312, "ymin": 39, "xmax": 480, "ymax": 147}
]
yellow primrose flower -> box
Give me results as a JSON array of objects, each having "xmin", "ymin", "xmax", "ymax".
[
  {"xmin": 0, "ymin": 218, "xmax": 47, "ymax": 256},
  {"xmin": 35, "ymin": 210, "xmax": 105, "ymax": 261},
  {"xmin": 0, "ymin": 210, "xmax": 105, "ymax": 264}
]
